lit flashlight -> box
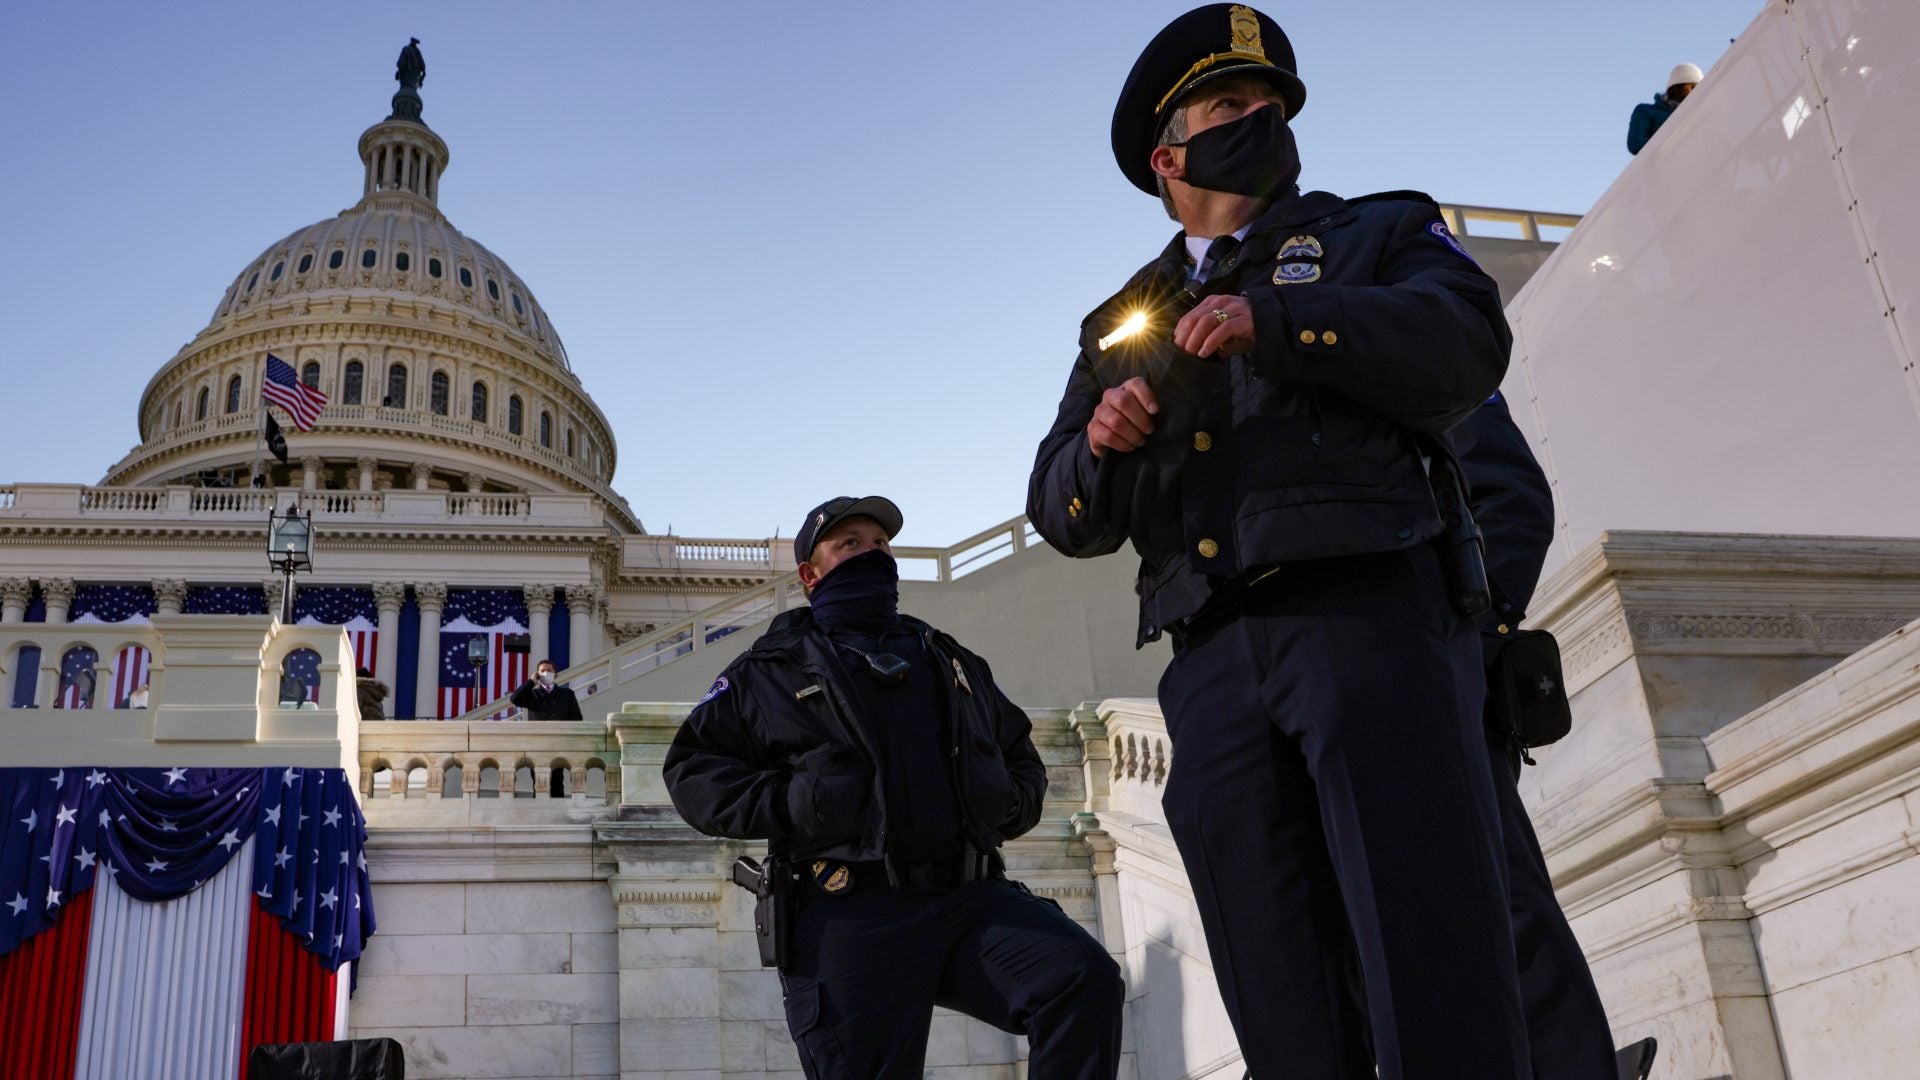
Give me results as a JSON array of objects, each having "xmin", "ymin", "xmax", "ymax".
[{"xmin": 1098, "ymin": 311, "xmax": 1149, "ymax": 352}]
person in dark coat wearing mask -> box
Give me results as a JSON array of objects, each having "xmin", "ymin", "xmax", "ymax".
[
  {"xmin": 1028, "ymin": 6, "xmax": 1527, "ymax": 1076},
  {"xmin": 663, "ymin": 496, "xmax": 1123, "ymax": 1080},
  {"xmin": 510, "ymin": 659, "xmax": 583, "ymax": 721}
]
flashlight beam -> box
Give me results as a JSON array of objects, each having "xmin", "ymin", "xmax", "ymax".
[{"xmin": 1098, "ymin": 311, "xmax": 1149, "ymax": 351}]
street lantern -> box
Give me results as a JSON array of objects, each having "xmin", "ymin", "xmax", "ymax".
[
  {"xmin": 466, "ymin": 635, "xmax": 489, "ymax": 699},
  {"xmin": 266, "ymin": 506, "xmax": 314, "ymax": 623}
]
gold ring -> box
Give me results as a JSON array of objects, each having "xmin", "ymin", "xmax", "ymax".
[{"xmin": 1211, "ymin": 308, "xmax": 1230, "ymax": 323}]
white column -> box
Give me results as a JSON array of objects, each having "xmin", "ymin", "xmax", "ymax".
[
  {"xmin": 152, "ymin": 579, "xmax": 187, "ymax": 617},
  {"xmin": 413, "ymin": 583, "xmax": 448, "ymax": 720},
  {"xmin": 0, "ymin": 578, "xmax": 30, "ymax": 624},
  {"xmin": 301, "ymin": 455, "xmax": 323, "ymax": 491},
  {"xmin": 41, "ymin": 578, "xmax": 75, "ymax": 624},
  {"xmin": 410, "ymin": 462, "xmax": 432, "ymax": 491},
  {"xmin": 372, "ymin": 583, "xmax": 406, "ymax": 689},
  {"xmin": 566, "ymin": 587, "xmax": 596, "ymax": 665},
  {"xmin": 357, "ymin": 456, "xmax": 377, "ymax": 492},
  {"xmin": 524, "ymin": 584, "xmax": 554, "ymax": 667}
]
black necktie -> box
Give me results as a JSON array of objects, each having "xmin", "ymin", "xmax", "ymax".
[{"xmin": 1199, "ymin": 234, "xmax": 1241, "ymax": 282}]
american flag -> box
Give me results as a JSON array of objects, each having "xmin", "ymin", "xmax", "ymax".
[
  {"xmin": 437, "ymin": 589, "xmax": 529, "ymax": 719},
  {"xmin": 262, "ymin": 354, "xmax": 327, "ymax": 431},
  {"xmin": 57, "ymin": 647, "xmax": 98, "ymax": 710},
  {"xmin": 69, "ymin": 585, "xmax": 155, "ymax": 625},
  {"xmin": 294, "ymin": 587, "xmax": 378, "ymax": 675},
  {"xmin": 186, "ymin": 585, "xmax": 266, "ymax": 615},
  {"xmin": 109, "ymin": 646, "xmax": 152, "ymax": 709},
  {"xmin": 282, "ymin": 648, "xmax": 323, "ymax": 705}
]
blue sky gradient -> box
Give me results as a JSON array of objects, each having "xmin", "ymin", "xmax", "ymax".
[{"xmin": 0, "ymin": 1, "xmax": 1757, "ymax": 544}]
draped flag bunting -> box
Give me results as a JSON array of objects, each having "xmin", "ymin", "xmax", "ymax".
[
  {"xmin": 437, "ymin": 589, "xmax": 529, "ymax": 719},
  {"xmin": 56, "ymin": 647, "xmax": 99, "ymax": 710},
  {"xmin": 109, "ymin": 645, "xmax": 152, "ymax": 710},
  {"xmin": 0, "ymin": 767, "xmax": 373, "ymax": 1079},
  {"xmin": 294, "ymin": 586, "xmax": 379, "ymax": 675},
  {"xmin": 68, "ymin": 584, "xmax": 156, "ymax": 625},
  {"xmin": 185, "ymin": 585, "xmax": 266, "ymax": 615}
]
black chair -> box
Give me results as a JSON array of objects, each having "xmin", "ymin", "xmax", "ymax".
[
  {"xmin": 248, "ymin": 1037, "xmax": 404, "ymax": 1079},
  {"xmin": 1615, "ymin": 1036, "xmax": 1658, "ymax": 1080}
]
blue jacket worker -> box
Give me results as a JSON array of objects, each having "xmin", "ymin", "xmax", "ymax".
[
  {"xmin": 1627, "ymin": 62, "xmax": 1702, "ymax": 154},
  {"xmin": 1027, "ymin": 5, "xmax": 1529, "ymax": 1076},
  {"xmin": 663, "ymin": 496, "xmax": 1123, "ymax": 1080}
]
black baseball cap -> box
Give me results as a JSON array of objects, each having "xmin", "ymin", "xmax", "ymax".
[
  {"xmin": 794, "ymin": 496, "xmax": 904, "ymax": 564},
  {"xmin": 1112, "ymin": 4, "xmax": 1307, "ymax": 195}
]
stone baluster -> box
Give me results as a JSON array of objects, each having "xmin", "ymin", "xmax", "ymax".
[
  {"xmin": 523, "ymin": 584, "xmax": 554, "ymax": 667},
  {"xmin": 152, "ymin": 579, "xmax": 188, "ymax": 617},
  {"xmin": 40, "ymin": 578, "xmax": 75, "ymax": 624},
  {"xmin": 413, "ymin": 583, "xmax": 448, "ymax": 720},
  {"xmin": 372, "ymin": 582, "xmax": 407, "ymax": 689},
  {"xmin": 0, "ymin": 578, "xmax": 31, "ymax": 624}
]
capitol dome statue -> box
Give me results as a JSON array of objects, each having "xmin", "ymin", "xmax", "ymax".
[{"xmin": 104, "ymin": 48, "xmax": 626, "ymax": 523}]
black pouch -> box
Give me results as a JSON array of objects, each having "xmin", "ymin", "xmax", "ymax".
[{"xmin": 1486, "ymin": 629, "xmax": 1573, "ymax": 751}]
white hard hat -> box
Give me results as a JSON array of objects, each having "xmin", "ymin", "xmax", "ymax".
[{"xmin": 1668, "ymin": 62, "xmax": 1704, "ymax": 88}]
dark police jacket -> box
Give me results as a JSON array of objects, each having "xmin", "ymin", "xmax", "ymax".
[
  {"xmin": 1452, "ymin": 391, "xmax": 1556, "ymax": 661},
  {"xmin": 511, "ymin": 680, "xmax": 584, "ymax": 722},
  {"xmin": 1028, "ymin": 190, "xmax": 1511, "ymax": 644},
  {"xmin": 661, "ymin": 609, "xmax": 1048, "ymax": 869}
]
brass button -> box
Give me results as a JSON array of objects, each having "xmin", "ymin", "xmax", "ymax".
[
  {"xmin": 1197, "ymin": 538, "xmax": 1219, "ymax": 558},
  {"xmin": 1193, "ymin": 431, "xmax": 1212, "ymax": 452},
  {"xmin": 1322, "ymin": 330, "xmax": 1338, "ymax": 345},
  {"xmin": 1497, "ymin": 623, "xmax": 1510, "ymax": 635},
  {"xmin": 1068, "ymin": 497, "xmax": 1082, "ymax": 518},
  {"xmin": 1299, "ymin": 330, "xmax": 1317, "ymax": 345}
]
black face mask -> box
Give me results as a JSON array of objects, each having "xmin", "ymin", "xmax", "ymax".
[
  {"xmin": 1178, "ymin": 105, "xmax": 1301, "ymax": 200},
  {"xmin": 807, "ymin": 548, "xmax": 900, "ymax": 634}
]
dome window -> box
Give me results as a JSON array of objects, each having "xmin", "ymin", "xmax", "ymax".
[
  {"xmin": 428, "ymin": 257, "xmax": 443, "ymax": 278},
  {"xmin": 329, "ymin": 250, "xmax": 345, "ymax": 270},
  {"xmin": 301, "ymin": 362, "xmax": 321, "ymax": 389},
  {"xmin": 458, "ymin": 267, "xmax": 473, "ymax": 288},
  {"xmin": 508, "ymin": 395, "xmax": 523, "ymax": 436},
  {"xmin": 270, "ymin": 261, "xmax": 284, "ymax": 282},
  {"xmin": 486, "ymin": 278, "xmax": 500, "ymax": 301},
  {"xmin": 225, "ymin": 375, "xmax": 243, "ymax": 415},
  {"xmin": 196, "ymin": 387, "xmax": 210, "ymax": 421},
  {"xmin": 565, "ymin": 429, "xmax": 575, "ymax": 457},
  {"xmin": 395, "ymin": 252, "xmax": 411, "ymax": 272},
  {"xmin": 343, "ymin": 361, "xmax": 364, "ymax": 405},
  {"xmin": 384, "ymin": 364, "xmax": 408, "ymax": 409},
  {"xmin": 361, "ymin": 249, "xmax": 378, "ymax": 269},
  {"xmin": 297, "ymin": 254, "xmax": 313, "ymax": 274},
  {"xmin": 539, "ymin": 411, "xmax": 552, "ymax": 449},
  {"xmin": 471, "ymin": 381, "xmax": 489, "ymax": 424},
  {"xmin": 430, "ymin": 372, "xmax": 450, "ymax": 416},
  {"xmin": 246, "ymin": 273, "xmax": 259, "ymax": 293},
  {"xmin": 511, "ymin": 292, "xmax": 524, "ymax": 316}
]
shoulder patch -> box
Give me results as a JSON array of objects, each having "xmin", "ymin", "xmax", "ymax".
[
  {"xmin": 697, "ymin": 675, "xmax": 730, "ymax": 706},
  {"xmin": 1426, "ymin": 219, "xmax": 1479, "ymax": 266}
]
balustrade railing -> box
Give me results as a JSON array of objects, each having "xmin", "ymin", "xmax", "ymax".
[
  {"xmin": 1439, "ymin": 202, "xmax": 1583, "ymax": 243},
  {"xmin": 447, "ymin": 492, "xmax": 530, "ymax": 517},
  {"xmin": 0, "ymin": 484, "xmax": 579, "ymax": 524},
  {"xmin": 296, "ymin": 490, "xmax": 385, "ymax": 515},
  {"xmin": 188, "ymin": 488, "xmax": 277, "ymax": 514},
  {"xmin": 0, "ymin": 487, "xmax": 12, "ymax": 511},
  {"xmin": 358, "ymin": 722, "xmax": 619, "ymax": 803},
  {"xmin": 674, "ymin": 539, "xmax": 773, "ymax": 563}
]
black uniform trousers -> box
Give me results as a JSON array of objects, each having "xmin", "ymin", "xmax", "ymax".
[
  {"xmin": 778, "ymin": 878, "xmax": 1124, "ymax": 1079},
  {"xmin": 1157, "ymin": 545, "xmax": 1529, "ymax": 1079},
  {"xmin": 1490, "ymin": 738, "xmax": 1618, "ymax": 1079}
]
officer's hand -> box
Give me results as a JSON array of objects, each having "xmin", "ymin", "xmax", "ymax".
[
  {"xmin": 1087, "ymin": 377, "xmax": 1159, "ymax": 458},
  {"xmin": 1174, "ymin": 294, "xmax": 1255, "ymax": 358}
]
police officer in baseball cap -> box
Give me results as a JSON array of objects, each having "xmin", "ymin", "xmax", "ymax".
[
  {"xmin": 1029, "ymin": 5, "xmax": 1533, "ymax": 1076},
  {"xmin": 665, "ymin": 496, "xmax": 1123, "ymax": 1078}
]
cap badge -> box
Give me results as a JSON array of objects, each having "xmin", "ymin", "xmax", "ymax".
[
  {"xmin": 1228, "ymin": 5, "xmax": 1266, "ymax": 60},
  {"xmin": 816, "ymin": 512, "xmax": 827, "ymax": 527}
]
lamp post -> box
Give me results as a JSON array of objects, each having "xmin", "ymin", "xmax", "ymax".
[
  {"xmin": 266, "ymin": 506, "xmax": 314, "ymax": 623},
  {"xmin": 466, "ymin": 635, "xmax": 489, "ymax": 702}
]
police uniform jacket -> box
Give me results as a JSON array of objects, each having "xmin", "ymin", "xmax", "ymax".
[
  {"xmin": 1450, "ymin": 392, "xmax": 1556, "ymax": 659},
  {"xmin": 1027, "ymin": 189, "xmax": 1512, "ymax": 644},
  {"xmin": 661, "ymin": 608, "xmax": 1048, "ymax": 869}
]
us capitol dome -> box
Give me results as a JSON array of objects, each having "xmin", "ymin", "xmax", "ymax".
[{"xmin": 104, "ymin": 62, "xmax": 625, "ymax": 523}]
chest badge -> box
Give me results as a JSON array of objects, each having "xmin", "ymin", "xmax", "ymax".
[
  {"xmin": 1274, "ymin": 262, "xmax": 1323, "ymax": 285},
  {"xmin": 1274, "ymin": 234, "xmax": 1324, "ymax": 285},
  {"xmin": 811, "ymin": 859, "xmax": 854, "ymax": 895}
]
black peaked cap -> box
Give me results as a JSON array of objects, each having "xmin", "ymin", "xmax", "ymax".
[
  {"xmin": 794, "ymin": 495, "xmax": 903, "ymax": 564},
  {"xmin": 1112, "ymin": 4, "xmax": 1307, "ymax": 195}
]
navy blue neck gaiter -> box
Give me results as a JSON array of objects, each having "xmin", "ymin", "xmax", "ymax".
[{"xmin": 807, "ymin": 549, "xmax": 900, "ymax": 633}]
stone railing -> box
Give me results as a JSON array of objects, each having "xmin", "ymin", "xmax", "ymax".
[
  {"xmin": 0, "ymin": 486, "xmax": 15, "ymax": 511},
  {"xmin": 356, "ymin": 719, "xmax": 619, "ymax": 803},
  {"xmin": 453, "ymin": 516, "xmax": 1040, "ymax": 724},
  {"xmin": 622, "ymin": 533, "xmax": 790, "ymax": 574},
  {"xmin": 0, "ymin": 483, "xmax": 587, "ymax": 527},
  {"xmin": 1439, "ymin": 202, "xmax": 1582, "ymax": 243}
]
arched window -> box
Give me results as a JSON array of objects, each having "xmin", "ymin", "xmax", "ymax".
[
  {"xmin": 471, "ymin": 381, "xmax": 489, "ymax": 423},
  {"xmin": 442, "ymin": 763, "xmax": 464, "ymax": 798},
  {"xmin": 279, "ymin": 648, "xmax": 321, "ymax": 706},
  {"xmin": 458, "ymin": 266, "xmax": 473, "ymax": 288},
  {"xmin": 270, "ymin": 260, "xmax": 284, "ymax": 282},
  {"xmin": 343, "ymin": 361, "xmax": 364, "ymax": 405},
  {"xmin": 196, "ymin": 387, "xmax": 210, "ymax": 420},
  {"xmin": 430, "ymin": 371, "xmax": 450, "ymax": 416},
  {"xmin": 428, "ymin": 257, "xmax": 443, "ymax": 278},
  {"xmin": 508, "ymin": 395, "xmax": 523, "ymax": 436},
  {"xmin": 549, "ymin": 766, "xmax": 568, "ymax": 798},
  {"xmin": 57, "ymin": 646, "xmax": 100, "ymax": 710},
  {"xmin": 300, "ymin": 361, "xmax": 320, "ymax": 389},
  {"xmin": 297, "ymin": 253, "xmax": 313, "ymax": 274},
  {"xmin": 395, "ymin": 251, "xmax": 411, "ymax": 272},
  {"xmin": 328, "ymin": 249, "xmax": 345, "ymax": 270},
  {"xmin": 486, "ymin": 278, "xmax": 501, "ymax": 301},
  {"xmin": 565, "ymin": 429, "xmax": 575, "ymax": 457},
  {"xmin": 385, "ymin": 364, "xmax": 408, "ymax": 409},
  {"xmin": 360, "ymin": 248, "xmax": 378, "ymax": 269},
  {"xmin": 539, "ymin": 411, "xmax": 552, "ymax": 449},
  {"xmin": 225, "ymin": 375, "xmax": 243, "ymax": 414}
]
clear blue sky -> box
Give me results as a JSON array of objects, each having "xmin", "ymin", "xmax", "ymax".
[{"xmin": 0, "ymin": 1, "xmax": 1756, "ymax": 545}]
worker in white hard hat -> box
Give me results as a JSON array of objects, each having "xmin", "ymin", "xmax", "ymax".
[{"xmin": 1628, "ymin": 62, "xmax": 1704, "ymax": 154}]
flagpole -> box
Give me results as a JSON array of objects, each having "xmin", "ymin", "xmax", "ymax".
[{"xmin": 251, "ymin": 354, "xmax": 267, "ymax": 489}]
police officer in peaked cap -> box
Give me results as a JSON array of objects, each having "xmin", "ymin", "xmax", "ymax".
[
  {"xmin": 1028, "ymin": 5, "xmax": 1530, "ymax": 1076},
  {"xmin": 663, "ymin": 496, "xmax": 1124, "ymax": 1079}
]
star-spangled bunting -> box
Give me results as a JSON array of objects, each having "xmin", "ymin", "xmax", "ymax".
[
  {"xmin": 185, "ymin": 585, "xmax": 266, "ymax": 615},
  {"xmin": 293, "ymin": 586, "xmax": 380, "ymax": 675},
  {"xmin": 68, "ymin": 584, "xmax": 157, "ymax": 625},
  {"xmin": 438, "ymin": 589, "xmax": 529, "ymax": 719},
  {"xmin": 0, "ymin": 767, "xmax": 374, "ymax": 969}
]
